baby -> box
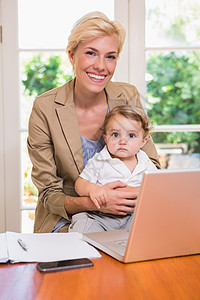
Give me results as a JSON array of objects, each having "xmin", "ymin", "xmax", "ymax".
[{"xmin": 70, "ymin": 105, "xmax": 157, "ymax": 233}]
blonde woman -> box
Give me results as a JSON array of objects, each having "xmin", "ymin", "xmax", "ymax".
[{"xmin": 28, "ymin": 12, "xmax": 160, "ymax": 233}]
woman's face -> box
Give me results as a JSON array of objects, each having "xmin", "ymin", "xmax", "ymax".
[{"xmin": 68, "ymin": 34, "xmax": 119, "ymax": 95}]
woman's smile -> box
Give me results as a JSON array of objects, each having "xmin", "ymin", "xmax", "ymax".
[{"xmin": 87, "ymin": 72, "xmax": 107, "ymax": 82}]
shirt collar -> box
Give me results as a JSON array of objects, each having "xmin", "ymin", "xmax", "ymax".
[{"xmin": 96, "ymin": 146, "xmax": 112, "ymax": 161}]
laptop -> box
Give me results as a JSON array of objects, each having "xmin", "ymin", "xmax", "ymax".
[{"xmin": 83, "ymin": 169, "xmax": 200, "ymax": 263}]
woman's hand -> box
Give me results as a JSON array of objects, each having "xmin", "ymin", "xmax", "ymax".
[
  {"xmin": 65, "ymin": 181, "xmax": 139, "ymax": 215},
  {"xmin": 99, "ymin": 181, "xmax": 139, "ymax": 215}
]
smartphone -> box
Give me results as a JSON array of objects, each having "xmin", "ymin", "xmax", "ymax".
[{"xmin": 37, "ymin": 258, "xmax": 94, "ymax": 273}]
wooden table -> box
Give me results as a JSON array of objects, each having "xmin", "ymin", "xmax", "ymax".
[{"xmin": 0, "ymin": 252, "xmax": 200, "ymax": 300}]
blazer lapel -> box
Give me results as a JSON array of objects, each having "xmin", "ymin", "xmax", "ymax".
[
  {"xmin": 55, "ymin": 80, "xmax": 84, "ymax": 174},
  {"xmin": 105, "ymin": 82, "xmax": 127, "ymax": 110}
]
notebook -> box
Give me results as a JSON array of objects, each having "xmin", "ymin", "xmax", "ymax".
[
  {"xmin": 0, "ymin": 232, "xmax": 101, "ymax": 263},
  {"xmin": 83, "ymin": 169, "xmax": 200, "ymax": 263}
]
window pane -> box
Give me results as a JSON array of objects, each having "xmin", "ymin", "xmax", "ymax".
[
  {"xmin": 21, "ymin": 210, "xmax": 35, "ymax": 233},
  {"xmin": 152, "ymin": 131, "xmax": 200, "ymax": 157},
  {"xmin": 153, "ymin": 132, "xmax": 200, "ymax": 169},
  {"xmin": 20, "ymin": 51, "xmax": 72, "ymax": 129},
  {"xmin": 146, "ymin": 51, "xmax": 200, "ymax": 127},
  {"xmin": 18, "ymin": 0, "xmax": 114, "ymax": 49},
  {"xmin": 21, "ymin": 132, "xmax": 37, "ymax": 209},
  {"xmin": 145, "ymin": 0, "xmax": 200, "ymax": 47}
]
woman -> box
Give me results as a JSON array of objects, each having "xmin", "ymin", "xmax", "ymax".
[{"xmin": 27, "ymin": 11, "xmax": 160, "ymax": 233}]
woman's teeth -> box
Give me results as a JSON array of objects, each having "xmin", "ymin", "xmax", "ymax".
[{"xmin": 88, "ymin": 73, "xmax": 105, "ymax": 80}]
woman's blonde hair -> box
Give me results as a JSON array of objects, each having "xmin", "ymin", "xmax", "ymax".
[
  {"xmin": 66, "ymin": 11, "xmax": 126, "ymax": 56},
  {"xmin": 102, "ymin": 105, "xmax": 153, "ymax": 138}
]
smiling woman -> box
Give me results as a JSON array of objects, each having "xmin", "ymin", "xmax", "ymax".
[{"xmin": 27, "ymin": 11, "xmax": 160, "ymax": 233}]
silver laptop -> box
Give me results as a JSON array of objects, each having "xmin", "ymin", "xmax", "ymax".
[{"xmin": 83, "ymin": 169, "xmax": 200, "ymax": 263}]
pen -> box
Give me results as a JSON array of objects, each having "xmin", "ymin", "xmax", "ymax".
[{"xmin": 17, "ymin": 238, "xmax": 29, "ymax": 251}]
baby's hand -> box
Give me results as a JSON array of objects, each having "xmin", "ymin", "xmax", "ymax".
[{"xmin": 90, "ymin": 186, "xmax": 107, "ymax": 209}]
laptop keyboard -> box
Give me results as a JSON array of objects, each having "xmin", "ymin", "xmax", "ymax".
[
  {"xmin": 102, "ymin": 239, "xmax": 128, "ymax": 256},
  {"xmin": 115, "ymin": 239, "xmax": 128, "ymax": 248}
]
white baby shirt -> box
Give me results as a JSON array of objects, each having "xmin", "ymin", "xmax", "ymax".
[{"xmin": 79, "ymin": 146, "xmax": 157, "ymax": 187}]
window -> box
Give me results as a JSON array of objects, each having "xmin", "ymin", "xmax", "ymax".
[
  {"xmin": 129, "ymin": 0, "xmax": 200, "ymax": 169},
  {"xmin": 145, "ymin": 0, "xmax": 200, "ymax": 169}
]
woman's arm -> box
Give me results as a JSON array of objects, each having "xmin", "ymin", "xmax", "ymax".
[
  {"xmin": 28, "ymin": 102, "xmax": 67, "ymax": 216},
  {"xmin": 64, "ymin": 194, "xmax": 96, "ymax": 214},
  {"xmin": 65, "ymin": 180, "xmax": 138, "ymax": 216}
]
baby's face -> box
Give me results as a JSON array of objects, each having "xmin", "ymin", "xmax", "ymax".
[{"xmin": 103, "ymin": 114, "xmax": 148, "ymax": 160}]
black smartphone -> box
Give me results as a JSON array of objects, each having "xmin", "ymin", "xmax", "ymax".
[{"xmin": 37, "ymin": 258, "xmax": 94, "ymax": 273}]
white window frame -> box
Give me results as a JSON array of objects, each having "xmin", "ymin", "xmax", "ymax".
[
  {"xmin": 1, "ymin": 0, "xmax": 21, "ymax": 232},
  {"xmin": 0, "ymin": 0, "xmax": 6, "ymax": 232}
]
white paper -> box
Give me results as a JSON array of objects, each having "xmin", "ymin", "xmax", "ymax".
[{"xmin": 0, "ymin": 232, "xmax": 101, "ymax": 263}]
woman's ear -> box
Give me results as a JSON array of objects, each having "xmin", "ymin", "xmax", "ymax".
[{"xmin": 68, "ymin": 50, "xmax": 74, "ymax": 65}]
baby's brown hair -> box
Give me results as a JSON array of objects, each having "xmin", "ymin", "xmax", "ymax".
[{"xmin": 102, "ymin": 105, "xmax": 153, "ymax": 138}]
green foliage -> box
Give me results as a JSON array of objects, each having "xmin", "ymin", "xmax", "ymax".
[
  {"xmin": 22, "ymin": 54, "xmax": 73, "ymax": 194},
  {"xmin": 22, "ymin": 54, "xmax": 73, "ymax": 97},
  {"xmin": 147, "ymin": 51, "xmax": 200, "ymax": 152}
]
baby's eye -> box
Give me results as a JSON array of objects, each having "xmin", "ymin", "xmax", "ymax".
[
  {"xmin": 112, "ymin": 132, "xmax": 119, "ymax": 138},
  {"xmin": 129, "ymin": 133, "xmax": 135, "ymax": 138}
]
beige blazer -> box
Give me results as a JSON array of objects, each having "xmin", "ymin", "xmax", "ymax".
[{"xmin": 28, "ymin": 79, "xmax": 160, "ymax": 233}]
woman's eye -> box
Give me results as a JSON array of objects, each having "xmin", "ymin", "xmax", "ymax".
[
  {"xmin": 86, "ymin": 51, "xmax": 95, "ymax": 56},
  {"xmin": 107, "ymin": 55, "xmax": 116, "ymax": 60},
  {"xmin": 129, "ymin": 133, "xmax": 135, "ymax": 138},
  {"xmin": 112, "ymin": 132, "xmax": 119, "ymax": 137}
]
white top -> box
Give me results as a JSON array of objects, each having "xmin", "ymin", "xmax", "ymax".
[{"xmin": 79, "ymin": 146, "xmax": 157, "ymax": 187}]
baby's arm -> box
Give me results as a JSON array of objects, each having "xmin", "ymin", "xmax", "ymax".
[{"xmin": 75, "ymin": 177, "xmax": 107, "ymax": 209}]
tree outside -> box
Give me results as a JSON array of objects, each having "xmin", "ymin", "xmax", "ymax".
[
  {"xmin": 22, "ymin": 54, "xmax": 73, "ymax": 98},
  {"xmin": 146, "ymin": 51, "xmax": 200, "ymax": 153},
  {"xmin": 21, "ymin": 54, "xmax": 73, "ymax": 206},
  {"xmin": 146, "ymin": 0, "xmax": 200, "ymax": 155}
]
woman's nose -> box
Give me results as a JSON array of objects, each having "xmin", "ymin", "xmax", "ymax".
[{"xmin": 94, "ymin": 56, "xmax": 105, "ymax": 71}]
